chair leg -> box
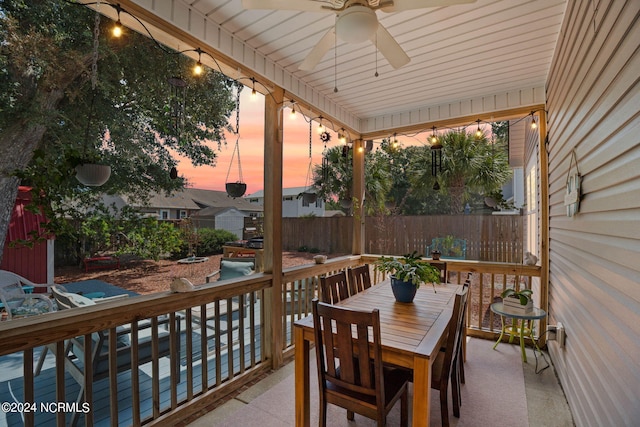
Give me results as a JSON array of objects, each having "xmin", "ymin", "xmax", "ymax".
[
  {"xmin": 459, "ymin": 346, "xmax": 466, "ymax": 384},
  {"xmin": 452, "ymin": 363, "xmax": 461, "ymax": 418},
  {"xmin": 440, "ymin": 387, "xmax": 449, "ymax": 427},
  {"xmin": 400, "ymin": 387, "xmax": 408, "ymax": 427},
  {"xmin": 347, "ymin": 410, "xmax": 355, "ymax": 420},
  {"xmin": 319, "ymin": 399, "xmax": 327, "ymax": 427}
]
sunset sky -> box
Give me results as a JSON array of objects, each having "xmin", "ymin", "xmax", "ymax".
[
  {"xmin": 176, "ymin": 91, "xmax": 336, "ymax": 196},
  {"xmin": 175, "ymin": 90, "xmax": 446, "ymax": 196}
]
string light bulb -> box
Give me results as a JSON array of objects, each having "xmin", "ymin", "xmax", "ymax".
[
  {"xmin": 112, "ymin": 5, "xmax": 124, "ymax": 37},
  {"xmin": 475, "ymin": 119, "xmax": 483, "ymax": 138},
  {"xmin": 193, "ymin": 48, "xmax": 204, "ymax": 76},
  {"xmin": 430, "ymin": 126, "xmax": 438, "ymax": 144},
  {"xmin": 530, "ymin": 113, "xmax": 538, "ymax": 129},
  {"xmin": 393, "ymin": 133, "xmax": 399, "ymax": 148},
  {"xmin": 317, "ymin": 117, "xmax": 325, "ymax": 134},
  {"xmin": 358, "ymin": 145, "xmax": 364, "ymax": 153},
  {"xmin": 250, "ymin": 78, "xmax": 257, "ymax": 99},
  {"xmin": 290, "ymin": 103, "xmax": 296, "ymax": 119},
  {"xmin": 338, "ymin": 128, "xmax": 347, "ymax": 144}
]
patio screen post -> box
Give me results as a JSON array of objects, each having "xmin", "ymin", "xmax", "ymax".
[
  {"xmin": 264, "ymin": 86, "xmax": 284, "ymax": 368},
  {"xmin": 352, "ymin": 138, "xmax": 365, "ymax": 254}
]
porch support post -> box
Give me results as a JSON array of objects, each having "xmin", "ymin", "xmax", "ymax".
[
  {"xmin": 352, "ymin": 139, "xmax": 365, "ymax": 254},
  {"xmin": 264, "ymin": 86, "xmax": 284, "ymax": 368},
  {"xmin": 538, "ymin": 109, "xmax": 549, "ymax": 345}
]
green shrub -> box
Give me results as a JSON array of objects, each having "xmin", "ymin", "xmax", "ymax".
[
  {"xmin": 309, "ymin": 247, "xmax": 321, "ymax": 253},
  {"xmin": 197, "ymin": 228, "xmax": 238, "ymax": 255},
  {"xmin": 297, "ymin": 245, "xmax": 308, "ymax": 252}
]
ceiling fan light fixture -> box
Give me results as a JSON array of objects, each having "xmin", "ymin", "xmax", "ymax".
[{"xmin": 336, "ymin": 5, "xmax": 378, "ymax": 43}]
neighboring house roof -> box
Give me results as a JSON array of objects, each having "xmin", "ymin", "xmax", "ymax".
[
  {"xmin": 324, "ymin": 210, "xmax": 346, "ymax": 217},
  {"xmin": 246, "ymin": 186, "xmax": 313, "ymax": 199},
  {"xmin": 192, "ymin": 206, "xmax": 246, "ymax": 218},
  {"xmin": 101, "ymin": 188, "xmax": 263, "ymax": 214}
]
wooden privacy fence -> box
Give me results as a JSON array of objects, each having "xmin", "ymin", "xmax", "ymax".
[{"xmin": 282, "ymin": 214, "xmax": 524, "ymax": 263}]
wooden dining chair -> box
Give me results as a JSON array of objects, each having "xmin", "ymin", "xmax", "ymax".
[
  {"xmin": 312, "ymin": 299, "xmax": 410, "ymax": 427},
  {"xmin": 319, "ymin": 271, "xmax": 350, "ymax": 304},
  {"xmin": 431, "ymin": 287, "xmax": 468, "ymax": 427},
  {"xmin": 347, "ymin": 264, "xmax": 372, "ymax": 295}
]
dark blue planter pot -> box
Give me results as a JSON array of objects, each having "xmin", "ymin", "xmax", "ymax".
[{"xmin": 390, "ymin": 276, "xmax": 417, "ymax": 303}]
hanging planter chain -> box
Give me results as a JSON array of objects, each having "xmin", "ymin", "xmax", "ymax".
[
  {"xmin": 225, "ymin": 86, "xmax": 244, "ymax": 184},
  {"xmin": 225, "ymin": 85, "xmax": 246, "ymax": 198}
]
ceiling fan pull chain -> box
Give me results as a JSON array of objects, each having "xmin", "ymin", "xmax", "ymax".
[
  {"xmin": 374, "ymin": 30, "xmax": 379, "ymax": 77},
  {"xmin": 334, "ymin": 15, "xmax": 339, "ymax": 93}
]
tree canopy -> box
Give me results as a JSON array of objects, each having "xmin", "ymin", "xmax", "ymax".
[
  {"xmin": 0, "ymin": 0, "xmax": 237, "ymax": 261},
  {"xmin": 313, "ymin": 127, "xmax": 512, "ymax": 216}
]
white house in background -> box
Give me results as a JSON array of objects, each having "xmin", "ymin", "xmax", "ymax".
[
  {"xmin": 101, "ymin": 188, "xmax": 263, "ymax": 239},
  {"xmin": 245, "ymin": 186, "xmax": 325, "ymax": 218}
]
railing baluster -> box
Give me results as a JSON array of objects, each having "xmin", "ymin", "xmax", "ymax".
[
  {"xmin": 131, "ymin": 321, "xmax": 140, "ymax": 426},
  {"xmin": 151, "ymin": 316, "xmax": 160, "ymax": 419}
]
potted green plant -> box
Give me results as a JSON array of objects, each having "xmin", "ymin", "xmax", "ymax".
[
  {"xmin": 375, "ymin": 251, "xmax": 442, "ymax": 303},
  {"xmin": 501, "ymin": 288, "xmax": 533, "ymax": 312}
]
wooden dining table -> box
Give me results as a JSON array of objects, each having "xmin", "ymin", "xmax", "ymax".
[{"xmin": 294, "ymin": 279, "xmax": 461, "ymax": 427}]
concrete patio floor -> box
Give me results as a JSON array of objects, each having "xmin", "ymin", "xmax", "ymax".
[{"xmin": 187, "ymin": 337, "xmax": 574, "ymax": 427}]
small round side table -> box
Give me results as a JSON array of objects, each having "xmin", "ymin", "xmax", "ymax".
[{"xmin": 490, "ymin": 302, "xmax": 547, "ymax": 362}]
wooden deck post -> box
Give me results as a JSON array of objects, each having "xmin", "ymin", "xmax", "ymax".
[
  {"xmin": 264, "ymin": 86, "xmax": 284, "ymax": 368},
  {"xmin": 352, "ymin": 138, "xmax": 365, "ymax": 255},
  {"xmin": 538, "ymin": 109, "xmax": 549, "ymax": 345}
]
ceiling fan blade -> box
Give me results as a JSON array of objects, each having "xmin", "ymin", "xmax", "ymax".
[
  {"xmin": 381, "ymin": 0, "xmax": 477, "ymax": 12},
  {"xmin": 299, "ymin": 29, "xmax": 336, "ymax": 71},
  {"xmin": 372, "ymin": 24, "xmax": 410, "ymax": 69},
  {"xmin": 242, "ymin": 0, "xmax": 330, "ymax": 12}
]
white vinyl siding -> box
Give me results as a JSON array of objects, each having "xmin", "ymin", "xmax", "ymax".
[{"xmin": 545, "ymin": 1, "xmax": 640, "ymax": 426}]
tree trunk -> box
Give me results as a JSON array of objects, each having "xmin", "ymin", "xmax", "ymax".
[{"xmin": 0, "ymin": 88, "xmax": 67, "ymax": 264}]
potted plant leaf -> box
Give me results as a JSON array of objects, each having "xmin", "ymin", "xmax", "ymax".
[
  {"xmin": 375, "ymin": 251, "xmax": 442, "ymax": 303},
  {"xmin": 500, "ymin": 288, "xmax": 534, "ymax": 313}
]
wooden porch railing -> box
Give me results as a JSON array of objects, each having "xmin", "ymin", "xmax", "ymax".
[
  {"xmin": 0, "ymin": 274, "xmax": 272, "ymax": 427},
  {"xmin": 0, "ymin": 255, "xmax": 542, "ymax": 426}
]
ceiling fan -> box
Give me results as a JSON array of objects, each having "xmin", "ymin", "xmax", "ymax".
[{"xmin": 241, "ymin": 0, "xmax": 476, "ymax": 71}]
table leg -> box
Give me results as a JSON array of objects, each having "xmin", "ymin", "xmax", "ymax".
[
  {"xmin": 509, "ymin": 318, "xmax": 517, "ymax": 343},
  {"xmin": 493, "ymin": 315, "xmax": 506, "ymax": 350},
  {"xmin": 412, "ymin": 356, "xmax": 431, "ymax": 427},
  {"xmin": 294, "ymin": 327, "xmax": 310, "ymax": 427},
  {"xmin": 519, "ymin": 319, "xmax": 528, "ymax": 362}
]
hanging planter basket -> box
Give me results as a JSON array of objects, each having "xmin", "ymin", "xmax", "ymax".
[
  {"xmin": 226, "ymin": 181, "xmax": 247, "ymax": 198},
  {"xmin": 75, "ymin": 164, "xmax": 111, "ymax": 187}
]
